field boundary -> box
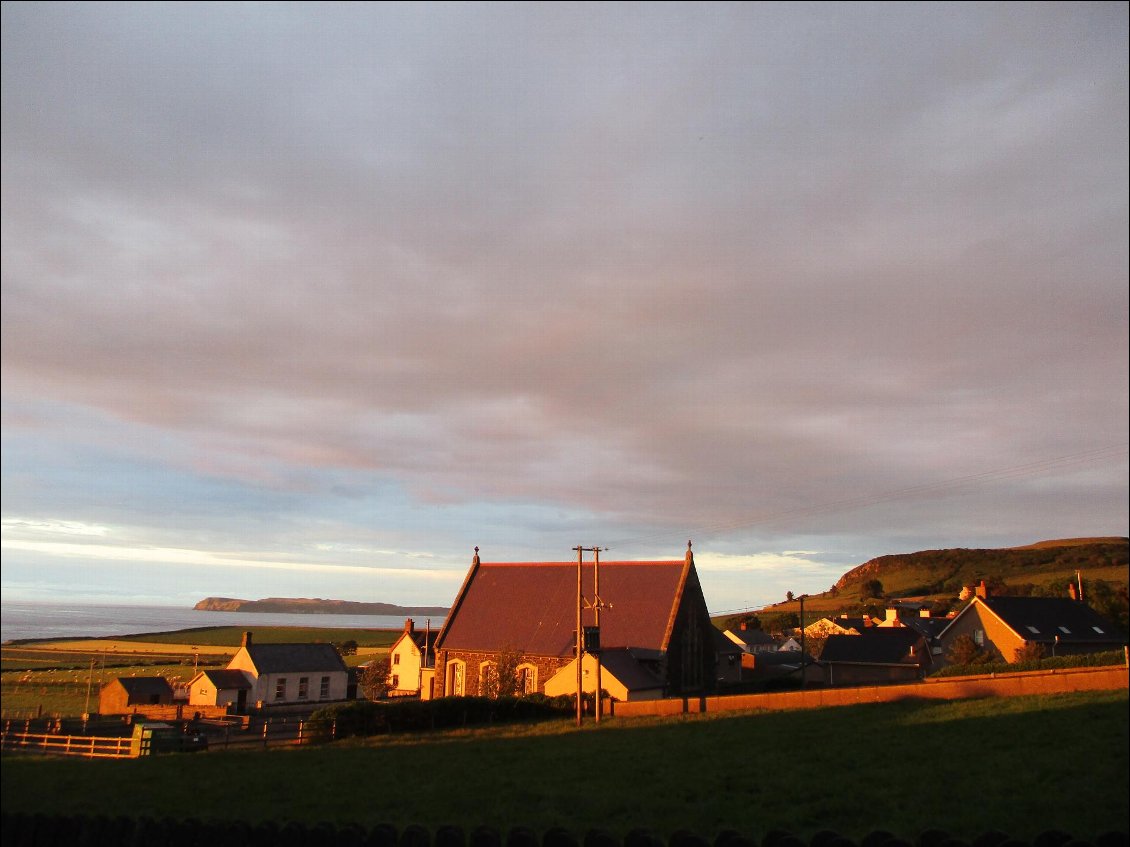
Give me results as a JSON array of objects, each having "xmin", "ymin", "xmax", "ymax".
[{"xmin": 612, "ymin": 664, "xmax": 1130, "ymax": 717}]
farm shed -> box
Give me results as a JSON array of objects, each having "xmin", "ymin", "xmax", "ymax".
[{"xmin": 98, "ymin": 676, "xmax": 175, "ymax": 715}]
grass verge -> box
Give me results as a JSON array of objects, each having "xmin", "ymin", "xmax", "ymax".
[{"xmin": 2, "ymin": 690, "xmax": 1126, "ymax": 842}]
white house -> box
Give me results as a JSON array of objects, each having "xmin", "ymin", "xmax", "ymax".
[{"xmin": 188, "ymin": 631, "xmax": 349, "ymax": 710}]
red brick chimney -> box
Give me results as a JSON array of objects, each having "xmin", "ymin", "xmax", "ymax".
[
  {"xmin": 242, "ymin": 631, "xmax": 252, "ymax": 648},
  {"xmin": 404, "ymin": 618, "xmax": 415, "ymax": 634},
  {"xmin": 975, "ymin": 580, "xmax": 989, "ymax": 599}
]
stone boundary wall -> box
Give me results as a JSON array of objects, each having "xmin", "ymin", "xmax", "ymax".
[{"xmin": 612, "ymin": 664, "xmax": 1129, "ymax": 718}]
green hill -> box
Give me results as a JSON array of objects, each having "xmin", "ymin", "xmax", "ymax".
[
  {"xmin": 832, "ymin": 537, "xmax": 1127, "ymax": 600},
  {"xmin": 719, "ymin": 537, "xmax": 1129, "ymax": 631}
]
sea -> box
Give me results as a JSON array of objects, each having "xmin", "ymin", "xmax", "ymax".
[{"xmin": 0, "ymin": 600, "xmax": 445, "ymax": 643}]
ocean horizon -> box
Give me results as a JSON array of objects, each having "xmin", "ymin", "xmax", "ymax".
[{"xmin": 0, "ymin": 599, "xmax": 446, "ymax": 643}]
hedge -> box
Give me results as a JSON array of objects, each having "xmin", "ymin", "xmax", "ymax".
[{"xmin": 305, "ymin": 693, "xmax": 576, "ymax": 739}]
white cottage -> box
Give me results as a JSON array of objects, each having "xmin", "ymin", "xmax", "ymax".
[{"xmin": 188, "ymin": 631, "xmax": 349, "ymax": 710}]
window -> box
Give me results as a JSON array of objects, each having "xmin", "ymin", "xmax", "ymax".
[
  {"xmin": 274, "ymin": 678, "xmax": 287, "ymax": 701},
  {"xmin": 447, "ymin": 660, "xmax": 466, "ymax": 696},
  {"xmin": 1058, "ymin": 626, "xmax": 1071, "ymax": 634},
  {"xmin": 517, "ymin": 663, "xmax": 538, "ymax": 694},
  {"xmin": 320, "ymin": 676, "xmax": 330, "ymax": 698},
  {"xmin": 393, "ymin": 653, "xmax": 401, "ymax": 665},
  {"xmin": 1026, "ymin": 626, "xmax": 1040, "ymax": 634},
  {"xmin": 391, "ymin": 675, "xmax": 399, "ymax": 689},
  {"xmin": 479, "ymin": 661, "xmax": 497, "ymax": 696},
  {"xmin": 973, "ymin": 630, "xmax": 984, "ymax": 646},
  {"xmin": 1093, "ymin": 626, "xmax": 1105, "ymax": 634},
  {"xmin": 298, "ymin": 677, "xmax": 309, "ymax": 700}
]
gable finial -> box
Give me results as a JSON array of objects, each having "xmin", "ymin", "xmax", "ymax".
[
  {"xmin": 685, "ymin": 539, "xmax": 693, "ymax": 564},
  {"xmin": 473, "ymin": 546, "xmax": 480, "ymax": 566}
]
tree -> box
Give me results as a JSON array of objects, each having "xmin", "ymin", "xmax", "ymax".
[
  {"xmin": 359, "ymin": 657, "xmax": 390, "ymax": 700},
  {"xmin": 495, "ymin": 647, "xmax": 527, "ymax": 696},
  {"xmin": 786, "ymin": 591, "xmax": 795, "ymax": 602},
  {"xmin": 862, "ymin": 579, "xmax": 884, "ymax": 600},
  {"xmin": 946, "ymin": 634, "xmax": 988, "ymax": 666},
  {"xmin": 334, "ymin": 639, "xmax": 358, "ymax": 657},
  {"xmin": 1013, "ymin": 642, "xmax": 1045, "ymax": 662}
]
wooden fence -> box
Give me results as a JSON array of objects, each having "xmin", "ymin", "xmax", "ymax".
[
  {"xmin": 0, "ymin": 716, "xmax": 333, "ymax": 758},
  {"xmin": 0, "ymin": 730, "xmax": 132, "ymax": 758}
]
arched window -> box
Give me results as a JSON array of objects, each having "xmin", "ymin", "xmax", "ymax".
[
  {"xmin": 446, "ymin": 659, "xmax": 466, "ymax": 697},
  {"xmin": 517, "ymin": 663, "xmax": 538, "ymax": 694},
  {"xmin": 479, "ymin": 661, "xmax": 497, "ymax": 696}
]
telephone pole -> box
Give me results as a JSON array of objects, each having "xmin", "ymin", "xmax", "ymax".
[{"xmin": 572, "ymin": 545, "xmax": 603, "ymax": 727}]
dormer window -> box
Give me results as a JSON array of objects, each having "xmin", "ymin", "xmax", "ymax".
[
  {"xmin": 1058, "ymin": 626, "xmax": 1071, "ymax": 634},
  {"xmin": 1025, "ymin": 626, "xmax": 1040, "ymax": 634},
  {"xmin": 1093, "ymin": 626, "xmax": 1105, "ymax": 634}
]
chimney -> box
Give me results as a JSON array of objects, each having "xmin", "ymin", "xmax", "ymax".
[
  {"xmin": 1068, "ymin": 583, "xmax": 1078, "ymax": 602},
  {"xmin": 404, "ymin": 618, "xmax": 415, "ymax": 634},
  {"xmin": 242, "ymin": 631, "xmax": 252, "ymax": 648},
  {"xmin": 740, "ymin": 621, "xmax": 748, "ymax": 631},
  {"xmin": 975, "ymin": 580, "xmax": 989, "ymax": 599}
]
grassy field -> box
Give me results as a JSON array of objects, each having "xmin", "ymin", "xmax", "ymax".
[
  {"xmin": 2, "ymin": 690, "xmax": 1126, "ymax": 842},
  {"xmin": 0, "ymin": 625, "xmax": 397, "ymax": 717}
]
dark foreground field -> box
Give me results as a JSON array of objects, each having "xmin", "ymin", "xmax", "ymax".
[{"xmin": 2, "ymin": 690, "xmax": 1127, "ymax": 843}]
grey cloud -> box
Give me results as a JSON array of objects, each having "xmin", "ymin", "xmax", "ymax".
[{"xmin": 2, "ymin": 2, "xmax": 1126, "ymax": 563}]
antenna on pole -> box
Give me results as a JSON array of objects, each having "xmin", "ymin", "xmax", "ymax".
[{"xmin": 572, "ymin": 545, "xmax": 603, "ymax": 727}]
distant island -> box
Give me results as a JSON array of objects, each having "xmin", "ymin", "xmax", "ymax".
[{"xmin": 194, "ymin": 597, "xmax": 449, "ymax": 616}]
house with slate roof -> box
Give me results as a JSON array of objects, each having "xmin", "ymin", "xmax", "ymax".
[
  {"xmin": 431, "ymin": 542, "xmax": 717, "ymax": 700},
  {"xmin": 938, "ymin": 592, "xmax": 1125, "ymax": 664},
  {"xmin": 98, "ymin": 676, "xmax": 175, "ymax": 715},
  {"xmin": 187, "ymin": 631, "xmax": 349, "ymax": 709},
  {"xmin": 876, "ymin": 604, "xmax": 953, "ymax": 658},
  {"xmin": 819, "ymin": 627, "xmax": 932, "ymax": 686},
  {"xmin": 387, "ymin": 618, "xmax": 439, "ymax": 698},
  {"xmin": 724, "ymin": 622, "xmax": 780, "ymax": 654}
]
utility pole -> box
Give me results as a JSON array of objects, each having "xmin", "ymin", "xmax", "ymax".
[
  {"xmin": 83, "ymin": 657, "xmax": 95, "ymax": 720},
  {"xmin": 593, "ymin": 547, "xmax": 605, "ymax": 723},
  {"xmin": 572, "ymin": 545, "xmax": 602, "ymax": 727},
  {"xmin": 799, "ymin": 594, "xmax": 807, "ymax": 689}
]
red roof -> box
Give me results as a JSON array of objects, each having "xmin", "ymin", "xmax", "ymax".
[{"xmin": 436, "ymin": 559, "xmax": 692, "ymax": 657}]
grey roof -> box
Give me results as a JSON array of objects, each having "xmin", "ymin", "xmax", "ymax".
[
  {"xmin": 976, "ymin": 596, "xmax": 1124, "ymax": 645},
  {"xmin": 597, "ymin": 648, "xmax": 666, "ymax": 692},
  {"xmin": 246, "ymin": 643, "xmax": 348, "ymax": 674},
  {"xmin": 726, "ymin": 627, "xmax": 777, "ymax": 647},
  {"xmin": 410, "ymin": 631, "xmax": 440, "ymax": 652},
  {"xmin": 896, "ymin": 616, "xmax": 951, "ymax": 640},
  {"xmin": 113, "ymin": 677, "xmax": 173, "ymax": 696},
  {"xmin": 820, "ymin": 628, "xmax": 926, "ymax": 664},
  {"xmin": 201, "ymin": 669, "xmax": 253, "ymax": 690}
]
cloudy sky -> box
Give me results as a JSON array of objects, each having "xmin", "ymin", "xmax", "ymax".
[{"xmin": 2, "ymin": 2, "xmax": 1127, "ymax": 615}]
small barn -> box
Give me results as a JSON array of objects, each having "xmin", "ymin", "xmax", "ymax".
[{"xmin": 98, "ymin": 676, "xmax": 175, "ymax": 715}]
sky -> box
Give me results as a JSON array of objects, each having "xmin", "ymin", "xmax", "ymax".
[{"xmin": 2, "ymin": 2, "xmax": 1127, "ymax": 616}]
